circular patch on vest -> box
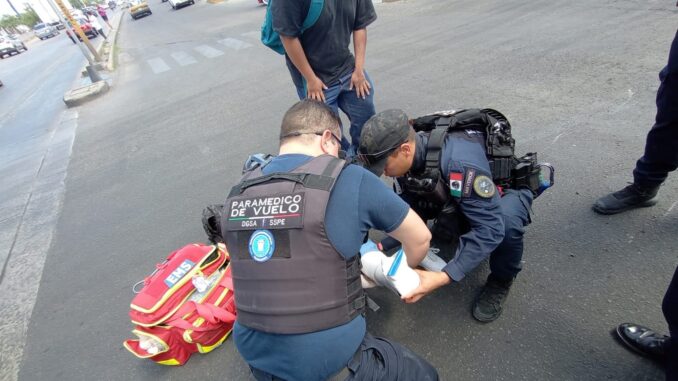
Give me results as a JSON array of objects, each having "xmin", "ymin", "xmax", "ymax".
[
  {"xmin": 473, "ymin": 175, "xmax": 496, "ymax": 198},
  {"xmin": 248, "ymin": 230, "xmax": 275, "ymax": 262}
]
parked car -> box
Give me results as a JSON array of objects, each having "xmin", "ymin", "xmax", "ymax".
[
  {"xmin": 0, "ymin": 36, "xmax": 27, "ymax": 58},
  {"xmin": 33, "ymin": 23, "xmax": 59, "ymax": 40},
  {"xmin": 168, "ymin": 0, "xmax": 193, "ymax": 10},
  {"xmin": 130, "ymin": 0, "xmax": 152, "ymax": 19},
  {"xmin": 48, "ymin": 21, "xmax": 66, "ymax": 30}
]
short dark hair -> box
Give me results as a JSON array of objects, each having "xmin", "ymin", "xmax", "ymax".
[{"xmin": 279, "ymin": 100, "xmax": 341, "ymax": 143}]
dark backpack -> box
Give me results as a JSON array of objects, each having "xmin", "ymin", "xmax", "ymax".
[
  {"xmin": 411, "ymin": 108, "xmax": 516, "ymax": 184},
  {"xmin": 261, "ymin": 0, "xmax": 324, "ymax": 55}
]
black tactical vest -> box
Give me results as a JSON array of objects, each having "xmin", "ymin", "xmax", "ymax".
[
  {"xmin": 223, "ymin": 155, "xmax": 365, "ymax": 334},
  {"xmin": 397, "ymin": 109, "xmax": 516, "ymax": 245}
]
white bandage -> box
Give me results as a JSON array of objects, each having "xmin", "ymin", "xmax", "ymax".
[{"xmin": 361, "ymin": 250, "xmax": 420, "ymax": 296}]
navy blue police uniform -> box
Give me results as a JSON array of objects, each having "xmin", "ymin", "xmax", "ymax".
[
  {"xmin": 594, "ymin": 29, "xmax": 678, "ymax": 214},
  {"xmin": 633, "ymin": 29, "xmax": 678, "ymax": 188},
  {"xmin": 404, "ymin": 131, "xmax": 533, "ymax": 283},
  {"xmin": 358, "ymin": 108, "xmax": 548, "ymax": 322}
]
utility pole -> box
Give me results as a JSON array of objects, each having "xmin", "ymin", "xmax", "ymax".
[
  {"xmin": 5, "ymin": 0, "xmax": 20, "ymax": 15},
  {"xmin": 46, "ymin": 0, "xmax": 104, "ymax": 82}
]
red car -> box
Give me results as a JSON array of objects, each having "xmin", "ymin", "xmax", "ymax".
[{"xmin": 66, "ymin": 18, "xmax": 99, "ymax": 41}]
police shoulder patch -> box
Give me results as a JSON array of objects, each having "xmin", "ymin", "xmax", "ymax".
[{"xmin": 473, "ymin": 175, "xmax": 496, "ymax": 198}]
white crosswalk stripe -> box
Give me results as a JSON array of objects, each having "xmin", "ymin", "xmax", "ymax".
[
  {"xmin": 241, "ymin": 31, "xmax": 261, "ymax": 40},
  {"xmin": 194, "ymin": 44, "xmax": 224, "ymax": 58},
  {"xmin": 146, "ymin": 58, "xmax": 171, "ymax": 74},
  {"xmin": 218, "ymin": 38, "xmax": 252, "ymax": 51},
  {"xmin": 170, "ymin": 51, "xmax": 198, "ymax": 66}
]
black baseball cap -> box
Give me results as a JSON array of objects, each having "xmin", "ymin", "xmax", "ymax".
[{"xmin": 358, "ymin": 109, "xmax": 411, "ymax": 176}]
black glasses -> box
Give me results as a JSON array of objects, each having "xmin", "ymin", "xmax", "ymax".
[{"xmin": 282, "ymin": 131, "xmax": 342, "ymax": 146}]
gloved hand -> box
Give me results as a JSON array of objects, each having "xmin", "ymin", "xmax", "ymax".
[{"xmin": 360, "ymin": 239, "xmax": 379, "ymax": 256}]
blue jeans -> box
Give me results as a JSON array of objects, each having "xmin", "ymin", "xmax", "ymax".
[
  {"xmin": 294, "ymin": 70, "xmax": 376, "ymax": 155},
  {"xmin": 633, "ymin": 30, "xmax": 678, "ymax": 188}
]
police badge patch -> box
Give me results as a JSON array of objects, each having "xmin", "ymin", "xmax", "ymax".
[
  {"xmin": 473, "ymin": 175, "xmax": 496, "ymax": 198},
  {"xmin": 248, "ymin": 230, "xmax": 276, "ymax": 262}
]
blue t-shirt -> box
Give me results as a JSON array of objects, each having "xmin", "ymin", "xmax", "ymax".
[{"xmin": 233, "ymin": 154, "xmax": 409, "ymax": 381}]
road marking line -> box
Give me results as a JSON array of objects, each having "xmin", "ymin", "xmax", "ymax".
[
  {"xmin": 218, "ymin": 38, "xmax": 252, "ymax": 50},
  {"xmin": 146, "ymin": 58, "xmax": 171, "ymax": 74},
  {"xmin": 194, "ymin": 45, "xmax": 224, "ymax": 58},
  {"xmin": 664, "ymin": 200, "xmax": 678, "ymax": 217},
  {"xmin": 170, "ymin": 51, "xmax": 197, "ymax": 66}
]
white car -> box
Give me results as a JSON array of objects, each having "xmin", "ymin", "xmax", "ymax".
[
  {"xmin": 169, "ymin": 0, "xmax": 194, "ymax": 10},
  {"xmin": 0, "ymin": 36, "xmax": 27, "ymax": 59}
]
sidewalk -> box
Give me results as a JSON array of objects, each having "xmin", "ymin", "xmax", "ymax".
[{"xmin": 63, "ymin": 8, "xmax": 124, "ymax": 107}]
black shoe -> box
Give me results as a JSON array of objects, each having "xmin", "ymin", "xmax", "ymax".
[
  {"xmin": 592, "ymin": 184, "xmax": 659, "ymax": 215},
  {"xmin": 472, "ymin": 276, "xmax": 513, "ymax": 322},
  {"xmin": 615, "ymin": 323, "xmax": 669, "ymax": 362}
]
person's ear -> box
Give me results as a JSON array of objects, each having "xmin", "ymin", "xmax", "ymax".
[{"xmin": 401, "ymin": 142, "xmax": 413, "ymax": 156}]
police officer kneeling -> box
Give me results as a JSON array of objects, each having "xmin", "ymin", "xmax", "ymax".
[
  {"xmin": 358, "ymin": 109, "xmax": 550, "ymax": 322},
  {"xmin": 222, "ymin": 100, "xmax": 439, "ymax": 381}
]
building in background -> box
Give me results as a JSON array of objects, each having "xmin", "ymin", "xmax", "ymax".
[{"xmin": 27, "ymin": 0, "xmax": 74, "ymax": 23}]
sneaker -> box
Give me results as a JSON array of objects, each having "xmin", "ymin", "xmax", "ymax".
[
  {"xmin": 472, "ymin": 276, "xmax": 513, "ymax": 322},
  {"xmin": 419, "ymin": 247, "xmax": 447, "ymax": 272},
  {"xmin": 592, "ymin": 183, "xmax": 659, "ymax": 215}
]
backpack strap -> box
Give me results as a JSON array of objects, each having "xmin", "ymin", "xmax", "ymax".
[
  {"xmin": 425, "ymin": 127, "xmax": 447, "ymax": 177},
  {"xmin": 301, "ymin": 0, "xmax": 324, "ymax": 32}
]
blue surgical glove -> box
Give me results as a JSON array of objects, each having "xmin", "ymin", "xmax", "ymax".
[{"xmin": 360, "ymin": 239, "xmax": 380, "ymax": 256}]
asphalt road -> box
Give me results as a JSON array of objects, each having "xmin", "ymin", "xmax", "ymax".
[
  {"xmin": 0, "ymin": 26, "xmax": 94, "ymax": 381},
  {"xmin": 11, "ymin": 0, "xmax": 678, "ymax": 380}
]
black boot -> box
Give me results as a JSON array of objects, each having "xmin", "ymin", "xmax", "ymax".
[
  {"xmin": 473, "ymin": 275, "xmax": 513, "ymax": 323},
  {"xmin": 592, "ymin": 183, "xmax": 659, "ymax": 215},
  {"xmin": 615, "ymin": 323, "xmax": 669, "ymax": 362}
]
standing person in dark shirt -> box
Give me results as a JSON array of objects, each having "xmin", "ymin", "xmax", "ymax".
[
  {"xmin": 222, "ymin": 100, "xmax": 438, "ymax": 381},
  {"xmin": 271, "ymin": 0, "xmax": 377, "ymax": 155}
]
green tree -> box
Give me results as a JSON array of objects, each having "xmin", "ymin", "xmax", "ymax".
[
  {"xmin": 0, "ymin": 15, "xmax": 20, "ymax": 33},
  {"xmin": 18, "ymin": 6, "xmax": 39, "ymax": 27},
  {"xmin": 68, "ymin": 0, "xmax": 85, "ymax": 9}
]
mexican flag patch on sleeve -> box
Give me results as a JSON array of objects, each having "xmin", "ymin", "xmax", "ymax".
[{"xmin": 449, "ymin": 172, "xmax": 463, "ymax": 198}]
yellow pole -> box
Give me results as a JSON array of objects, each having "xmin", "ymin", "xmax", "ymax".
[{"xmin": 53, "ymin": 0, "xmax": 103, "ymax": 62}]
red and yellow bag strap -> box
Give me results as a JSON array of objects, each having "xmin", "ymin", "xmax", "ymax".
[{"xmin": 167, "ymin": 301, "xmax": 235, "ymax": 332}]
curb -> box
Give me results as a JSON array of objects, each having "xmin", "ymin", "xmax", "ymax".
[
  {"xmin": 63, "ymin": 10, "xmax": 124, "ymax": 108},
  {"xmin": 63, "ymin": 80, "xmax": 110, "ymax": 107}
]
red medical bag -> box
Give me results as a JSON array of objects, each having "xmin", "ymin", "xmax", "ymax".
[{"xmin": 123, "ymin": 243, "xmax": 236, "ymax": 365}]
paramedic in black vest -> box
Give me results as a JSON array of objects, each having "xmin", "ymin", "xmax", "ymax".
[
  {"xmin": 358, "ymin": 109, "xmax": 538, "ymax": 323},
  {"xmin": 222, "ymin": 100, "xmax": 439, "ymax": 381}
]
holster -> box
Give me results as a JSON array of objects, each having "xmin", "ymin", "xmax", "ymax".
[{"xmin": 512, "ymin": 152, "xmax": 541, "ymax": 195}]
